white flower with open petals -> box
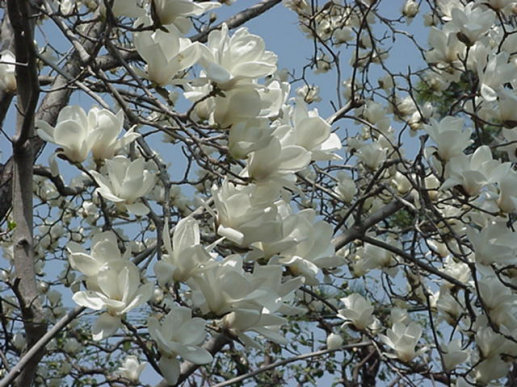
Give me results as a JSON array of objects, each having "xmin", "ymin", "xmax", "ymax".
[
  {"xmin": 200, "ymin": 23, "xmax": 277, "ymax": 89},
  {"xmin": 245, "ymin": 137, "xmax": 311, "ymax": 186},
  {"xmin": 116, "ymin": 355, "xmax": 147, "ymax": 383},
  {"xmin": 449, "ymin": 3, "xmax": 494, "ymax": 45},
  {"xmin": 212, "ymin": 180, "xmax": 282, "ymax": 246},
  {"xmin": 88, "ymin": 107, "xmax": 140, "ymax": 160},
  {"xmin": 72, "ymin": 259, "xmax": 153, "ymax": 340},
  {"xmin": 424, "ymin": 116, "xmax": 472, "ymax": 161},
  {"xmin": 154, "ymin": 217, "xmax": 212, "ymax": 284},
  {"xmin": 338, "ymin": 293, "xmax": 375, "ymax": 331},
  {"xmin": 37, "ymin": 106, "xmax": 94, "ymax": 163},
  {"xmin": 90, "ymin": 156, "xmax": 156, "ymax": 215},
  {"xmin": 152, "ymin": 0, "xmax": 220, "ymax": 33},
  {"xmin": 148, "ymin": 305, "xmax": 212, "ymax": 385},
  {"xmin": 379, "ymin": 322, "xmax": 425, "ymax": 362},
  {"xmin": 37, "ymin": 106, "xmax": 139, "ymax": 162},
  {"xmin": 67, "ymin": 231, "xmax": 127, "ymax": 279},
  {"xmin": 134, "ymin": 20, "xmax": 203, "ymax": 86},
  {"xmin": 273, "ymin": 99, "xmax": 341, "ymax": 161}
]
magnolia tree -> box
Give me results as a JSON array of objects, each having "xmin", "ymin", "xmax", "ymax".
[{"xmin": 1, "ymin": 0, "xmax": 517, "ymax": 385}]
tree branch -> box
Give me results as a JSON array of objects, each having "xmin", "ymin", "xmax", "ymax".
[
  {"xmin": 212, "ymin": 341, "xmax": 373, "ymax": 387},
  {"xmin": 0, "ymin": 307, "xmax": 85, "ymax": 387}
]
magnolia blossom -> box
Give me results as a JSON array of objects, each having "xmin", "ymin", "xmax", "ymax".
[
  {"xmin": 211, "ymin": 180, "xmax": 282, "ymax": 246},
  {"xmin": 441, "ymin": 146, "xmax": 501, "ymax": 196},
  {"xmin": 72, "ymin": 259, "xmax": 153, "ymax": 340},
  {"xmin": 154, "ymin": 217, "xmax": 212, "ymax": 284},
  {"xmin": 474, "ymin": 51, "xmax": 517, "ymax": 102},
  {"xmin": 148, "ymin": 305, "xmax": 212, "ymax": 385},
  {"xmin": 273, "ymin": 99, "xmax": 342, "ymax": 161},
  {"xmin": 152, "ymin": 0, "xmax": 220, "ymax": 33},
  {"xmin": 88, "ymin": 107, "xmax": 140, "ymax": 160},
  {"xmin": 200, "ymin": 23, "xmax": 277, "ymax": 89},
  {"xmin": 467, "ymin": 222, "xmax": 517, "ymax": 266},
  {"xmin": 228, "ymin": 118, "xmax": 274, "ymax": 159},
  {"xmin": 425, "ymin": 28, "xmax": 465, "ymax": 69},
  {"xmin": 442, "ymin": 339, "xmax": 469, "ymax": 371},
  {"xmin": 478, "ymin": 276, "xmax": 517, "ymax": 330},
  {"xmin": 67, "ymin": 231, "xmax": 128, "ymax": 279},
  {"xmin": 245, "ymin": 137, "xmax": 311, "ymax": 186},
  {"xmin": 449, "ymin": 3, "xmax": 494, "ymax": 45},
  {"xmin": 90, "ymin": 156, "xmax": 156, "ymax": 215},
  {"xmin": 190, "ymin": 256, "xmax": 302, "ymax": 318},
  {"xmin": 116, "ymin": 355, "xmax": 147, "ymax": 383},
  {"xmin": 474, "ymin": 319, "xmax": 512, "ymax": 383},
  {"xmin": 355, "ymin": 141, "xmax": 387, "ymax": 170},
  {"xmin": 134, "ymin": 20, "xmax": 203, "ymax": 86},
  {"xmin": 424, "ymin": 116, "xmax": 472, "ymax": 161},
  {"xmin": 334, "ymin": 172, "xmax": 357, "ymax": 203},
  {"xmin": 379, "ymin": 322, "xmax": 425, "ymax": 362},
  {"xmin": 338, "ymin": 293, "xmax": 375, "ymax": 331},
  {"xmin": 326, "ymin": 333, "xmax": 344, "ymax": 350},
  {"xmin": 268, "ymin": 210, "xmax": 343, "ymax": 285},
  {"xmin": 37, "ymin": 106, "xmax": 138, "ymax": 162},
  {"xmin": 37, "ymin": 106, "xmax": 95, "ymax": 162}
]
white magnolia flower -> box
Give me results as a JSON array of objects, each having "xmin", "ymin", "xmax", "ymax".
[
  {"xmin": 338, "ymin": 293, "xmax": 375, "ymax": 331},
  {"xmin": 90, "ymin": 156, "xmax": 156, "ymax": 215},
  {"xmin": 0, "ymin": 50, "xmax": 16, "ymax": 93},
  {"xmin": 72, "ymin": 259, "xmax": 153, "ymax": 340},
  {"xmin": 355, "ymin": 141, "xmax": 387, "ymax": 170},
  {"xmin": 37, "ymin": 106, "xmax": 139, "ymax": 162},
  {"xmin": 424, "ymin": 116, "xmax": 472, "ymax": 161},
  {"xmin": 496, "ymin": 88, "xmax": 517, "ymax": 128},
  {"xmin": 37, "ymin": 106, "xmax": 95, "ymax": 163},
  {"xmin": 449, "ymin": 3, "xmax": 494, "ymax": 44},
  {"xmin": 475, "ymin": 51, "xmax": 517, "ymax": 102},
  {"xmin": 228, "ymin": 118, "xmax": 274, "ymax": 159},
  {"xmin": 496, "ymin": 168, "xmax": 517, "ymax": 213},
  {"xmin": 334, "ymin": 172, "xmax": 357, "ymax": 203},
  {"xmin": 467, "ymin": 221, "xmax": 517, "ymax": 266},
  {"xmin": 379, "ymin": 322, "xmax": 425, "ymax": 362},
  {"xmin": 402, "ymin": 0, "xmax": 419, "ymax": 20},
  {"xmin": 190, "ymin": 256, "xmax": 302, "ymax": 318},
  {"xmin": 200, "ymin": 23, "xmax": 277, "ymax": 89},
  {"xmin": 67, "ymin": 231, "xmax": 128, "ymax": 279},
  {"xmin": 185, "ymin": 79, "xmax": 286, "ymax": 127},
  {"xmin": 88, "ymin": 107, "xmax": 140, "ymax": 160},
  {"xmin": 478, "ymin": 276, "xmax": 517, "ymax": 330},
  {"xmin": 274, "ymin": 99, "xmax": 341, "ymax": 161},
  {"xmin": 134, "ymin": 20, "xmax": 203, "ymax": 86},
  {"xmin": 212, "ymin": 180, "xmax": 282, "ymax": 246},
  {"xmin": 154, "ymin": 217, "xmax": 212, "ymax": 284},
  {"xmin": 425, "ymin": 28, "xmax": 465, "ymax": 68},
  {"xmin": 148, "ymin": 305, "xmax": 212, "ymax": 385},
  {"xmin": 474, "ymin": 318, "xmax": 511, "ymax": 383},
  {"xmin": 116, "ymin": 355, "xmax": 147, "ymax": 383},
  {"xmin": 441, "ymin": 145, "xmax": 501, "ymax": 196},
  {"xmin": 442, "ymin": 339, "xmax": 469, "ymax": 371},
  {"xmin": 270, "ymin": 209, "xmax": 343, "ymax": 285},
  {"xmin": 245, "ymin": 137, "xmax": 311, "ymax": 186},
  {"xmin": 152, "ymin": 0, "xmax": 220, "ymax": 33}
]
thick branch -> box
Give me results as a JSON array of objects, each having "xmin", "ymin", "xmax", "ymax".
[
  {"xmin": 8, "ymin": 0, "xmax": 46, "ymax": 385},
  {"xmin": 332, "ymin": 199, "xmax": 405, "ymax": 251}
]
